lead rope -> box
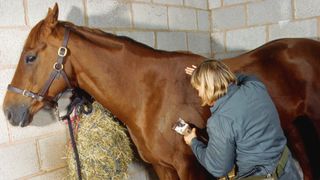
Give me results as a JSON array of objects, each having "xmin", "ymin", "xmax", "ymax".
[
  {"xmin": 51, "ymin": 90, "xmax": 82, "ymax": 180},
  {"xmin": 55, "ymin": 96, "xmax": 88, "ymax": 180},
  {"xmin": 66, "ymin": 113, "xmax": 82, "ymax": 180}
]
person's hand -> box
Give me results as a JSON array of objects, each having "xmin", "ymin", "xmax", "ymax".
[
  {"xmin": 184, "ymin": 128, "xmax": 197, "ymax": 146},
  {"xmin": 185, "ymin": 65, "xmax": 197, "ymax": 75}
]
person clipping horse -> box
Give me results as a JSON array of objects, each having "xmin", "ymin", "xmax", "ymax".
[{"xmin": 183, "ymin": 60, "xmax": 300, "ymax": 179}]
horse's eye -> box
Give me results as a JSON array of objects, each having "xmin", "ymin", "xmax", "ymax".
[{"xmin": 25, "ymin": 55, "xmax": 37, "ymax": 64}]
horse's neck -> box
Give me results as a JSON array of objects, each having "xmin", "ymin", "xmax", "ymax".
[
  {"xmin": 68, "ymin": 29, "xmax": 188, "ymax": 124},
  {"xmin": 67, "ymin": 34, "xmax": 138, "ymax": 123}
]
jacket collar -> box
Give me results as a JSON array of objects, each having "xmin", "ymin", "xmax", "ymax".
[{"xmin": 210, "ymin": 83, "xmax": 238, "ymax": 114}]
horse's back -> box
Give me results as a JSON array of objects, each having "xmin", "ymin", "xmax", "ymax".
[{"xmin": 224, "ymin": 38, "xmax": 319, "ymax": 97}]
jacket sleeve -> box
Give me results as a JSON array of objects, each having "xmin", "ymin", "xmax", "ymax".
[{"xmin": 191, "ymin": 115, "xmax": 235, "ymax": 177}]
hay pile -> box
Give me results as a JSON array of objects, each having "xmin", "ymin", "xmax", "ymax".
[{"xmin": 66, "ymin": 102, "xmax": 133, "ymax": 180}]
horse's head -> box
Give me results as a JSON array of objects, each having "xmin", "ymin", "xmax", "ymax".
[{"xmin": 2, "ymin": 4, "xmax": 73, "ymax": 127}]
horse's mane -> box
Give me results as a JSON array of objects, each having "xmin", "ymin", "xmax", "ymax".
[
  {"xmin": 59, "ymin": 22, "xmax": 160, "ymax": 52},
  {"xmin": 26, "ymin": 20, "xmax": 196, "ymax": 59},
  {"xmin": 57, "ymin": 21, "xmax": 200, "ymax": 59}
]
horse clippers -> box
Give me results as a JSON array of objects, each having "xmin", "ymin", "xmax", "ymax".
[{"xmin": 172, "ymin": 118, "xmax": 191, "ymax": 135}]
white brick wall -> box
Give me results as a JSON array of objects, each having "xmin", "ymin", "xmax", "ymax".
[
  {"xmin": 247, "ymin": 0, "xmax": 292, "ymax": 26},
  {"xmin": 226, "ymin": 26, "xmax": 266, "ymax": 51},
  {"xmin": 223, "ymin": 0, "xmax": 246, "ymax": 6},
  {"xmin": 0, "ymin": 69, "xmax": 15, "ymax": 92},
  {"xmin": 197, "ymin": 10, "xmax": 210, "ymax": 31},
  {"xmin": 157, "ymin": 32, "xmax": 188, "ymax": 51},
  {"xmin": 29, "ymin": 168, "xmax": 67, "ymax": 180},
  {"xmin": 211, "ymin": 5, "xmax": 246, "ymax": 31},
  {"xmin": 210, "ymin": 0, "xmax": 320, "ymax": 59},
  {"xmin": 0, "ymin": 29, "xmax": 29, "ymax": 65},
  {"xmin": 0, "ymin": 141, "xmax": 39, "ymax": 179},
  {"xmin": 38, "ymin": 133, "xmax": 67, "ymax": 170},
  {"xmin": 87, "ymin": 0, "xmax": 132, "ymax": 28},
  {"xmin": 295, "ymin": 0, "xmax": 320, "ymax": 19},
  {"xmin": 185, "ymin": 0, "xmax": 208, "ymax": 9},
  {"xmin": 168, "ymin": 7, "xmax": 197, "ymax": 30},
  {"xmin": 211, "ymin": 32, "xmax": 225, "ymax": 53},
  {"xmin": 269, "ymin": 19, "xmax": 318, "ymax": 41},
  {"xmin": 0, "ymin": 111, "xmax": 9, "ymax": 144},
  {"xmin": 153, "ymin": 0, "xmax": 183, "ymax": 5},
  {"xmin": 132, "ymin": 0, "xmax": 152, "ymax": 2},
  {"xmin": 188, "ymin": 32, "xmax": 211, "ymax": 54},
  {"xmin": 0, "ymin": 0, "xmax": 25, "ymax": 26},
  {"xmin": 0, "ymin": 90, "xmax": 7, "ymax": 111},
  {"xmin": 132, "ymin": 4, "xmax": 168, "ymax": 30},
  {"xmin": 28, "ymin": 0, "xmax": 85, "ymax": 26},
  {"xmin": 209, "ymin": 0, "xmax": 222, "ymax": 9}
]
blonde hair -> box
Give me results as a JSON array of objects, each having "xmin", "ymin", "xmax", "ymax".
[{"xmin": 191, "ymin": 60, "xmax": 236, "ymax": 106}]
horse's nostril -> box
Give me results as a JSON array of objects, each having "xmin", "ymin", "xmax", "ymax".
[
  {"xmin": 4, "ymin": 106, "xmax": 30, "ymax": 126},
  {"xmin": 5, "ymin": 108, "xmax": 13, "ymax": 121},
  {"xmin": 7, "ymin": 111, "xmax": 12, "ymax": 120}
]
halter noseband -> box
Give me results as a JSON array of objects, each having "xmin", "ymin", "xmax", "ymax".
[{"xmin": 7, "ymin": 28, "xmax": 72, "ymax": 105}]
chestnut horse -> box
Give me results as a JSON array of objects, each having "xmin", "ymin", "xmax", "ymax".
[{"xmin": 3, "ymin": 4, "xmax": 320, "ymax": 180}]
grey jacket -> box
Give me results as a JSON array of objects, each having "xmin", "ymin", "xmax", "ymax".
[{"xmin": 191, "ymin": 74, "xmax": 301, "ymax": 179}]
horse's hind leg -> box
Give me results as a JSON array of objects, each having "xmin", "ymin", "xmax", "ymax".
[
  {"xmin": 306, "ymin": 92, "xmax": 320, "ymax": 138},
  {"xmin": 304, "ymin": 97, "xmax": 320, "ymax": 179},
  {"xmin": 152, "ymin": 164, "xmax": 179, "ymax": 180},
  {"xmin": 295, "ymin": 114, "xmax": 320, "ymax": 180},
  {"xmin": 286, "ymin": 123, "xmax": 313, "ymax": 180}
]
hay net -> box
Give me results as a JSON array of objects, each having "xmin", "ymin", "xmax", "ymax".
[{"xmin": 66, "ymin": 101, "xmax": 133, "ymax": 180}]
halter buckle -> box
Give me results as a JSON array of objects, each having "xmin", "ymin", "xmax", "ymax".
[
  {"xmin": 53, "ymin": 62, "xmax": 64, "ymax": 71},
  {"xmin": 22, "ymin": 89, "xmax": 35, "ymax": 99},
  {"xmin": 58, "ymin": 47, "xmax": 68, "ymax": 57},
  {"xmin": 22, "ymin": 89, "xmax": 27, "ymax": 97}
]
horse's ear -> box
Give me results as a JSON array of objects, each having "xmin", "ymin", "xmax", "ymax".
[{"xmin": 42, "ymin": 3, "xmax": 59, "ymax": 36}]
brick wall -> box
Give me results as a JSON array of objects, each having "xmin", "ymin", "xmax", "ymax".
[
  {"xmin": 209, "ymin": 0, "xmax": 320, "ymax": 59},
  {"xmin": 0, "ymin": 0, "xmax": 210, "ymax": 179},
  {"xmin": 1, "ymin": 0, "xmax": 320, "ymax": 179}
]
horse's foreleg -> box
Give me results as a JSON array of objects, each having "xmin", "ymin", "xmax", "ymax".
[{"xmin": 152, "ymin": 164, "xmax": 179, "ymax": 180}]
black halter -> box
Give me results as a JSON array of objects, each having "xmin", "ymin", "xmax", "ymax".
[{"xmin": 7, "ymin": 28, "xmax": 72, "ymax": 105}]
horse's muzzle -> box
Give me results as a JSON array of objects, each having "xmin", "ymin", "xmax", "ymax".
[{"xmin": 4, "ymin": 105, "xmax": 31, "ymax": 127}]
